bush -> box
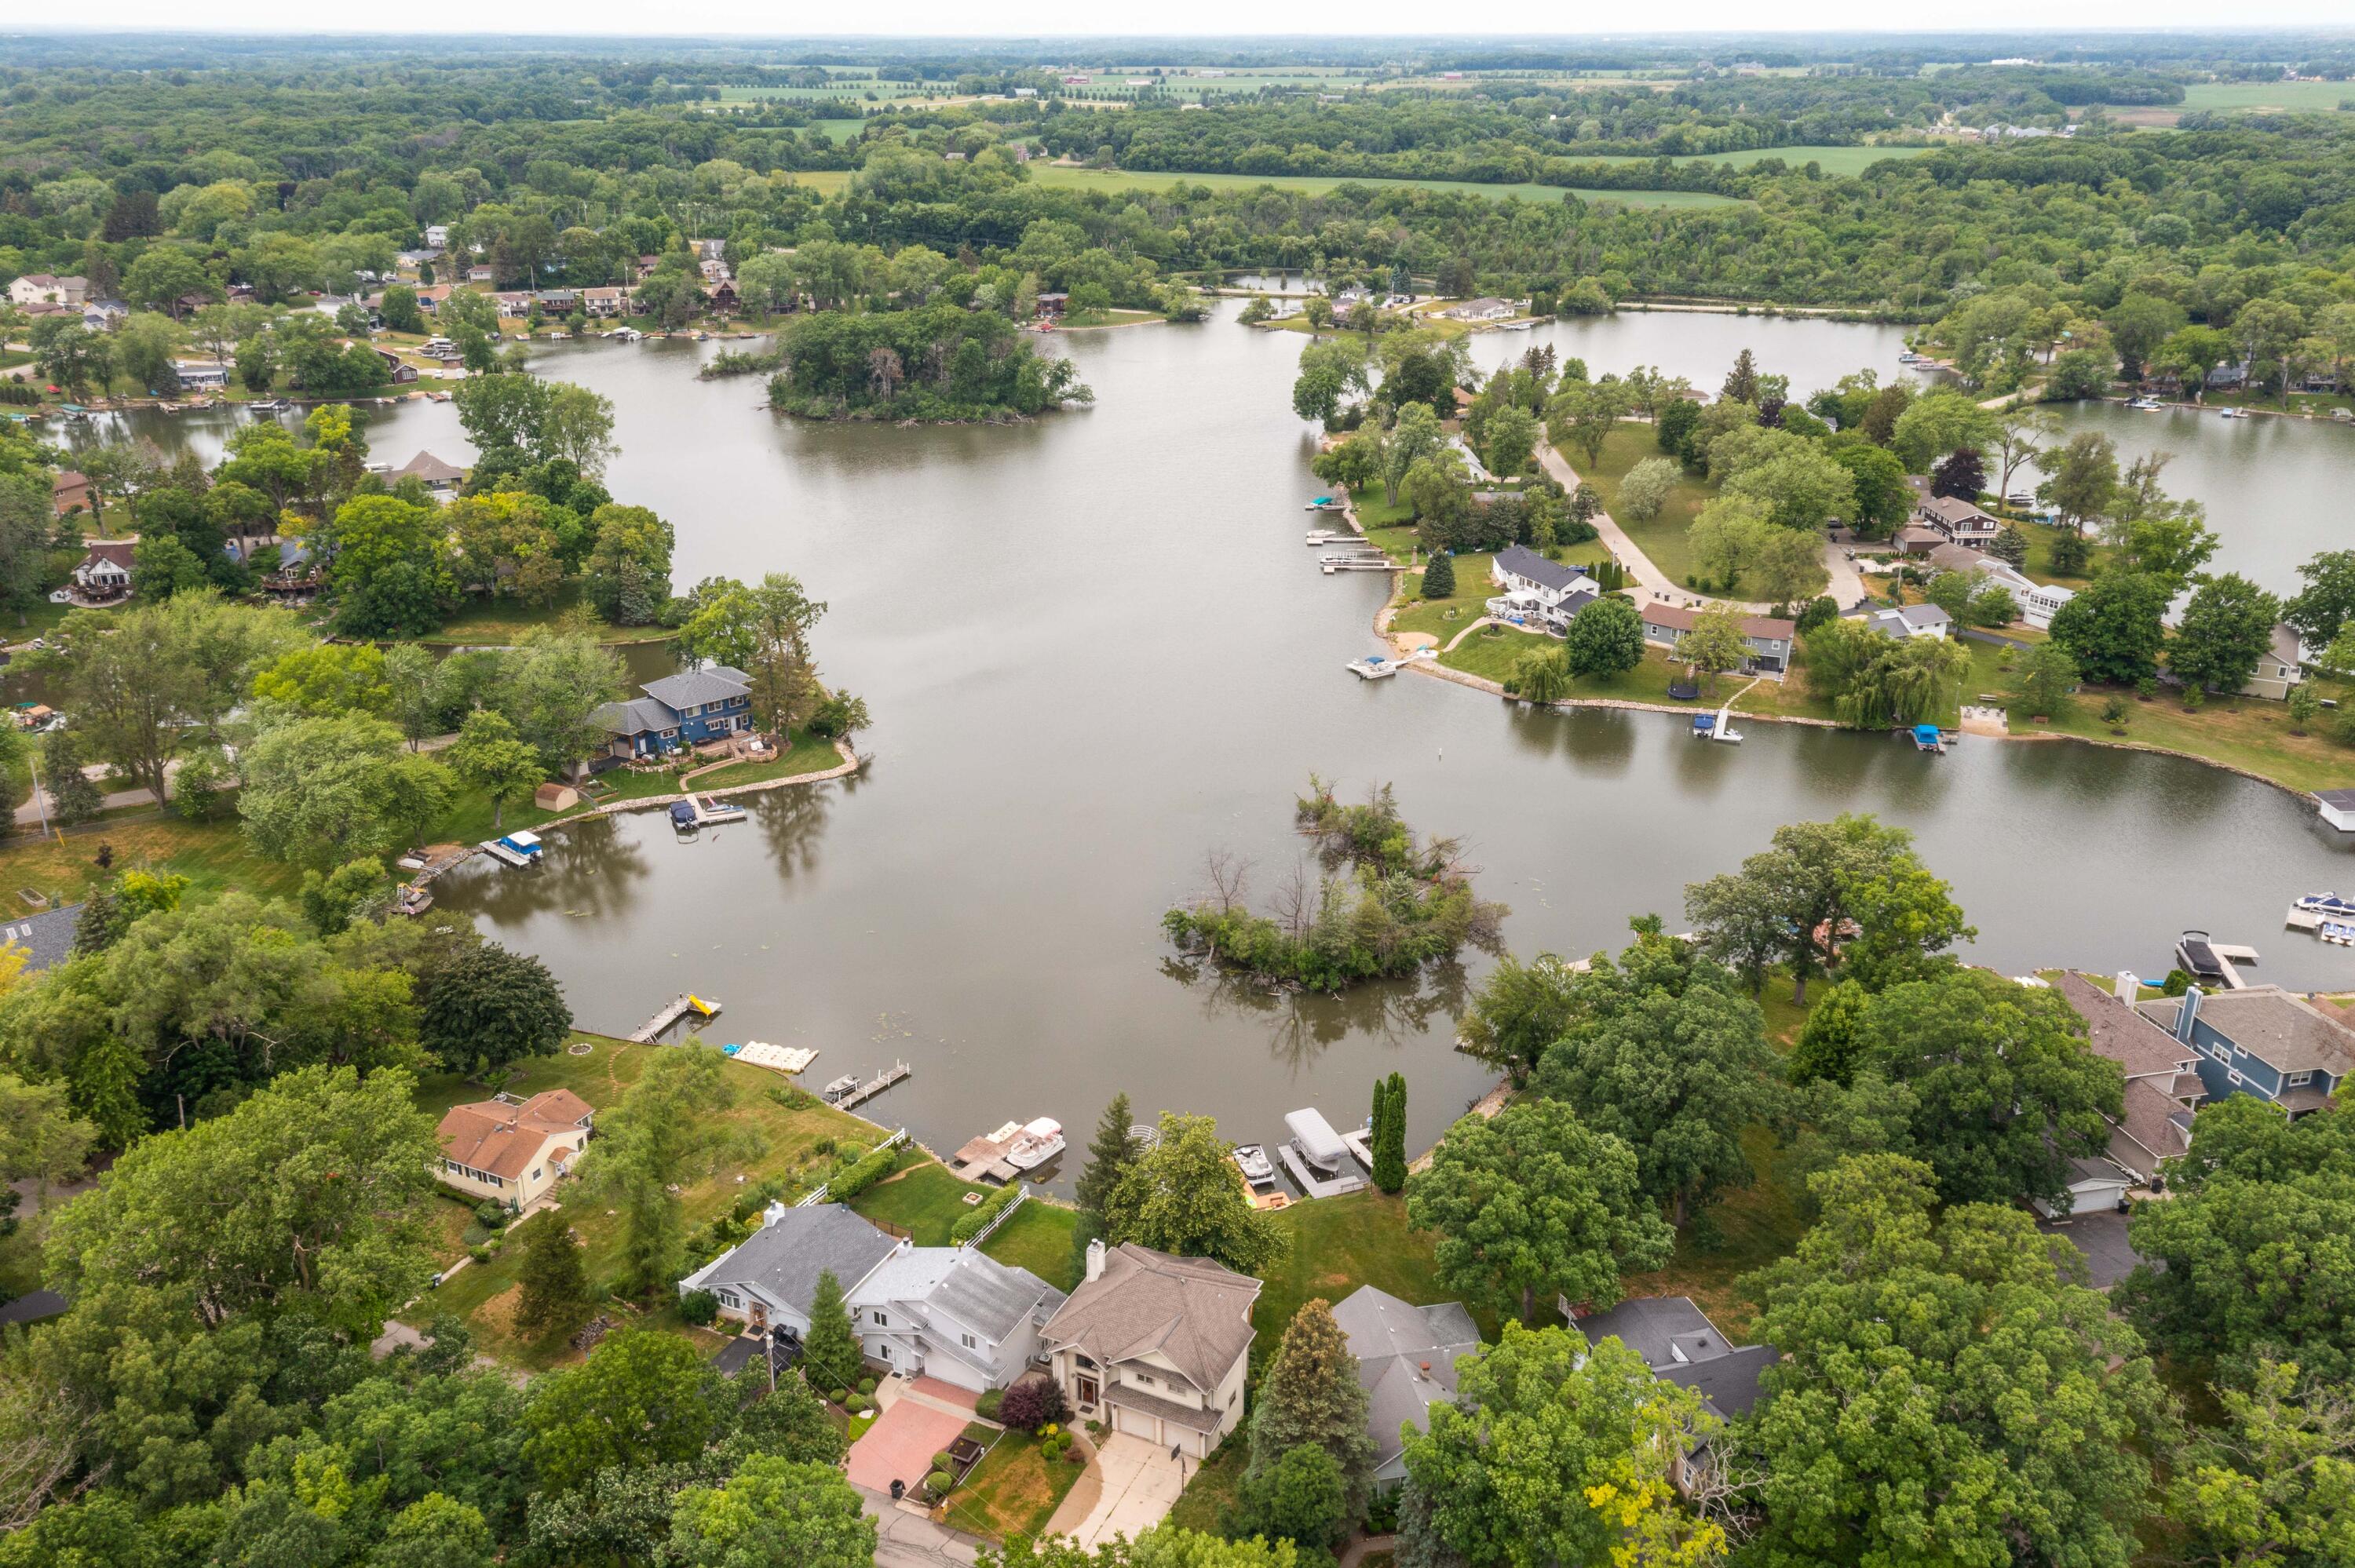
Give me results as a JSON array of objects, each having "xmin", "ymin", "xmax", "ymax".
[
  {"xmin": 976, "ymin": 1388, "xmax": 1005, "ymax": 1421},
  {"xmin": 468, "ymin": 1245, "xmax": 495, "ymax": 1266},
  {"xmin": 678, "ymin": 1289, "xmax": 719, "ymax": 1326},
  {"xmin": 926, "ymin": 1470, "xmax": 954, "ymax": 1497},
  {"xmin": 998, "ymin": 1378, "xmax": 1070, "ymax": 1433},
  {"xmin": 859, "ymin": 1377, "xmax": 878, "ymax": 1395},
  {"xmin": 932, "ymin": 1451, "xmax": 955, "ymax": 1473},
  {"xmin": 845, "ymin": 1391, "xmax": 871, "ymax": 1414},
  {"xmin": 1795, "ymin": 595, "xmax": 1839, "ymax": 634},
  {"xmin": 828, "ymin": 1143, "xmax": 901, "ymax": 1202},
  {"xmin": 950, "ymin": 1183, "xmax": 1021, "ymax": 1244},
  {"xmin": 830, "ymin": 1388, "xmax": 849, "ymax": 1403},
  {"xmin": 474, "ymin": 1201, "xmax": 509, "ymax": 1228},
  {"xmin": 1065, "ymin": 1446, "xmax": 1086, "ymax": 1464}
]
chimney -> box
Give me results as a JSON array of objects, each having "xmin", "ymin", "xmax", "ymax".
[
  {"xmin": 761, "ymin": 1199, "xmax": 787, "ymax": 1227},
  {"xmin": 2115, "ymin": 971, "xmax": 2140, "ymax": 1001},
  {"xmin": 2175, "ymin": 986, "xmax": 2202, "ymax": 1045},
  {"xmin": 1084, "ymin": 1238, "xmax": 1106, "ymax": 1284}
]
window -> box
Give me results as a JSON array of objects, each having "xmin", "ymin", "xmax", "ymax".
[
  {"xmin": 716, "ymin": 1289, "xmax": 741, "ymax": 1309},
  {"xmin": 2288, "ymin": 1071, "xmax": 2314, "ymax": 1088},
  {"xmin": 530, "ymin": 1168, "xmax": 542, "ymax": 1182},
  {"xmin": 1134, "ymin": 1373, "xmax": 1154, "ymax": 1387},
  {"xmin": 2229, "ymin": 1069, "xmax": 2244, "ymax": 1086},
  {"xmin": 962, "ymin": 1333, "xmax": 977, "ymax": 1350},
  {"xmin": 872, "ymin": 1312, "xmax": 888, "ymax": 1328}
]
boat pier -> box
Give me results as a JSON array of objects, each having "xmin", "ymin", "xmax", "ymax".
[
  {"xmin": 822, "ymin": 1060, "xmax": 911, "ymax": 1110},
  {"xmin": 630, "ymin": 993, "xmax": 721, "ymax": 1042},
  {"xmin": 949, "ymin": 1125, "xmax": 1024, "ymax": 1184}
]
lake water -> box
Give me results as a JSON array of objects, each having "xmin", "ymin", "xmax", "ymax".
[{"xmin": 71, "ymin": 309, "xmax": 2355, "ymax": 1174}]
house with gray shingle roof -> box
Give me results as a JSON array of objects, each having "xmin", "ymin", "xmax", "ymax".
[
  {"xmin": 1569, "ymin": 1295, "xmax": 1776, "ymax": 1424},
  {"xmin": 2055, "ymin": 972, "xmax": 2205, "ymax": 1184},
  {"xmin": 0, "ymin": 904, "xmax": 82, "ymax": 975},
  {"xmin": 2137, "ymin": 985, "xmax": 2355, "ymax": 1119},
  {"xmin": 1040, "ymin": 1241, "xmax": 1261, "ymax": 1457},
  {"xmin": 590, "ymin": 664, "xmax": 754, "ymax": 764},
  {"xmin": 678, "ymin": 1202, "xmax": 1061, "ymax": 1391},
  {"xmin": 1331, "ymin": 1285, "xmax": 1481, "ymax": 1484}
]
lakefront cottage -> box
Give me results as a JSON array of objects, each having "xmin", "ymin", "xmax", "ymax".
[
  {"xmin": 2237, "ymin": 623, "xmax": 2305, "ymax": 702},
  {"xmin": 434, "ymin": 1088, "xmax": 594, "ymax": 1210},
  {"xmin": 1331, "ymin": 1285, "xmax": 1481, "ymax": 1486},
  {"xmin": 1486, "ymin": 545, "xmax": 1599, "ymax": 632},
  {"xmin": 1640, "ymin": 603, "xmax": 1797, "ymax": 676},
  {"xmin": 1038, "ymin": 1240, "xmax": 1259, "ymax": 1458},
  {"xmin": 590, "ymin": 665, "xmax": 758, "ymax": 764}
]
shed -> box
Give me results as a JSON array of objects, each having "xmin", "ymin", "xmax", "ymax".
[
  {"xmin": 1285, "ymin": 1107, "xmax": 1349, "ymax": 1172},
  {"xmin": 534, "ymin": 782, "xmax": 579, "ymax": 812},
  {"xmin": 2031, "ymin": 1157, "xmax": 2135, "ymax": 1220}
]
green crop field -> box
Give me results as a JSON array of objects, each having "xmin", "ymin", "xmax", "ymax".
[
  {"xmin": 814, "ymin": 119, "xmax": 864, "ymax": 144},
  {"xmin": 1572, "ymin": 144, "xmax": 1933, "ymax": 174},
  {"xmin": 1020, "ymin": 164, "xmax": 1742, "ymax": 208},
  {"xmin": 2178, "ymin": 79, "xmax": 2354, "ymax": 115}
]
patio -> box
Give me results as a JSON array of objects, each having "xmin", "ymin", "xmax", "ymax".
[{"xmin": 846, "ymin": 1397, "xmax": 970, "ymax": 1497}]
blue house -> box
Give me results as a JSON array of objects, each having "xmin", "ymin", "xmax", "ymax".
[
  {"xmin": 590, "ymin": 665, "xmax": 755, "ymax": 764},
  {"xmin": 2135, "ymin": 986, "xmax": 2354, "ymax": 1119}
]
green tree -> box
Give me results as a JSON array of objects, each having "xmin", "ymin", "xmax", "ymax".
[
  {"xmin": 801, "ymin": 1268, "xmax": 863, "ymax": 1393},
  {"xmin": 1546, "ymin": 377, "xmax": 1630, "ymax": 470},
  {"xmin": 1371, "ymin": 1072, "xmax": 1407, "ymax": 1194},
  {"xmin": 1509, "ymin": 645, "xmax": 1571, "ymax": 704},
  {"xmin": 1559, "ymin": 596, "xmax": 1645, "ymax": 679},
  {"xmin": 1889, "ymin": 388, "xmax": 1996, "ymax": 473},
  {"xmin": 1381, "ymin": 402, "xmax": 1444, "ymax": 506},
  {"xmin": 1248, "ymin": 1297, "xmax": 1375, "ymax": 1521},
  {"xmin": 1407, "ymin": 1099, "xmax": 1673, "ymax": 1323},
  {"xmin": 1418, "ymin": 549, "xmax": 1455, "ymax": 600},
  {"xmin": 1229, "ymin": 1443, "xmax": 1350, "ymax": 1554},
  {"xmin": 323, "ymin": 494, "xmax": 455, "ymax": 636},
  {"xmin": 1722, "ymin": 442, "xmax": 1856, "ymax": 532},
  {"xmin": 237, "ymin": 713, "xmax": 418, "ymax": 870},
  {"xmin": 1456, "ymin": 951, "xmax": 1583, "ymax": 1085},
  {"xmin": 1103, "ymin": 1111, "xmax": 1288, "ymax": 1275},
  {"xmin": 2050, "ymin": 570, "xmax": 2171, "ymax": 687},
  {"xmin": 1682, "ymin": 813, "xmax": 1915, "ymax": 1004},
  {"xmin": 676, "ymin": 574, "xmax": 828, "ymax": 738},
  {"xmin": 1484, "ymin": 404, "xmax": 1539, "ymax": 478},
  {"xmin": 445, "ymin": 709, "xmax": 544, "ymax": 832},
  {"xmin": 523, "ymin": 1329, "xmax": 732, "ymax": 1493},
  {"xmin": 1831, "ymin": 443, "xmax": 1909, "ymax": 537},
  {"xmin": 39, "ymin": 727, "xmax": 104, "ymax": 825},
  {"xmin": 371, "ymin": 1493, "xmax": 496, "ymax": 1568},
  {"xmin": 1743, "ymin": 1154, "xmax": 2165, "ymax": 1568},
  {"xmin": 666, "ymin": 1454, "xmax": 874, "ymax": 1568},
  {"xmin": 1674, "ymin": 605, "xmax": 1751, "ymax": 688},
  {"xmin": 1072, "ymin": 1091, "xmax": 1137, "ymax": 1218},
  {"xmin": 2171, "ymin": 572, "xmax": 2284, "ymax": 695},
  {"xmin": 2287, "ymin": 549, "xmax": 2355, "ymax": 647},
  {"xmin": 2162, "ymin": 1358, "xmax": 2355, "ymax": 1568},
  {"xmin": 1532, "ymin": 967, "xmax": 1783, "ymax": 1228},
  {"xmin": 2039, "ymin": 430, "xmax": 2121, "ymax": 534},
  {"xmin": 582, "ymin": 504, "xmax": 676, "ymax": 625},
  {"xmin": 418, "ymin": 942, "xmax": 571, "ymax": 1080},
  {"xmin": 581, "ymin": 1045, "xmax": 746, "ymax": 1297},
  {"xmin": 1399, "ymin": 1322, "xmax": 1724, "ymax": 1568},
  {"xmin": 1615, "ymin": 456, "xmax": 1680, "ymax": 522}
]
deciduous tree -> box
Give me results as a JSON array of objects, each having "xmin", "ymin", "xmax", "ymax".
[
  {"xmin": 1104, "ymin": 1112, "xmax": 1288, "ymax": 1274},
  {"xmin": 418, "ymin": 942, "xmax": 571, "ymax": 1081}
]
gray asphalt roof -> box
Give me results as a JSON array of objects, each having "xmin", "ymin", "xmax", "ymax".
[
  {"xmin": 1333, "ymin": 1285, "xmax": 1482, "ymax": 1470},
  {"xmin": 593, "ymin": 696, "xmax": 681, "ymax": 736},
  {"xmin": 927, "ymin": 1251, "xmax": 1064, "ymax": 1343},
  {"xmin": 1493, "ymin": 544, "xmax": 1588, "ymax": 596},
  {"xmin": 1657, "ymin": 1344, "xmax": 1776, "ymax": 1419},
  {"xmin": 0, "ymin": 905, "xmax": 81, "ymax": 974},
  {"xmin": 685, "ymin": 1204, "xmax": 899, "ymax": 1315},
  {"xmin": 1576, "ymin": 1296, "xmax": 1776, "ymax": 1420},
  {"xmin": 2140, "ymin": 987, "xmax": 2355, "ymax": 1075},
  {"xmin": 644, "ymin": 664, "xmax": 750, "ymax": 709}
]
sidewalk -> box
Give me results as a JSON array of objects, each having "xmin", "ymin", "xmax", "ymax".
[{"xmin": 1534, "ymin": 441, "xmax": 1767, "ymax": 614}]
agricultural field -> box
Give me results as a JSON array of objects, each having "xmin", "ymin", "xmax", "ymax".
[
  {"xmin": 1020, "ymin": 163, "xmax": 1743, "ymax": 208},
  {"xmin": 2178, "ymin": 78, "xmax": 2354, "ymax": 115}
]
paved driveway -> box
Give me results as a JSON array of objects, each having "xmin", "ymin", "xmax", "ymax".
[
  {"xmin": 1060, "ymin": 1433, "xmax": 1188, "ymax": 1548},
  {"xmin": 849, "ymin": 1399, "xmax": 970, "ymax": 1495},
  {"xmin": 2040, "ymin": 1209, "xmax": 2145, "ymax": 1289}
]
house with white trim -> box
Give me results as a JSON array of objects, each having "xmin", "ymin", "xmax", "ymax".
[
  {"xmin": 1913, "ymin": 494, "xmax": 2002, "ymax": 550},
  {"xmin": 678, "ymin": 1202, "xmax": 1064, "ymax": 1393},
  {"xmin": 2238, "ymin": 624, "xmax": 2305, "ymax": 702},
  {"xmin": 1039, "ymin": 1240, "xmax": 1259, "ymax": 1457},
  {"xmin": 434, "ymin": 1088, "xmax": 594, "ymax": 1210},
  {"xmin": 1486, "ymin": 544, "xmax": 1598, "ymax": 632},
  {"xmin": 1924, "ymin": 543, "xmax": 2076, "ymax": 630}
]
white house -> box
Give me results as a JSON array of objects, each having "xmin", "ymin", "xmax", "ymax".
[
  {"xmin": 434, "ymin": 1088, "xmax": 594, "ymax": 1211},
  {"xmin": 69, "ymin": 538, "xmax": 136, "ymax": 600},
  {"xmin": 1039, "ymin": 1241, "xmax": 1260, "ymax": 1458},
  {"xmin": 8, "ymin": 273, "xmax": 89, "ymax": 307},
  {"xmin": 1486, "ymin": 544, "xmax": 1598, "ymax": 632},
  {"xmin": 1924, "ymin": 543, "xmax": 2076, "ymax": 630},
  {"xmin": 679, "ymin": 1203, "xmax": 1064, "ymax": 1393},
  {"xmin": 1440, "ymin": 297, "xmax": 1517, "ymax": 322},
  {"xmin": 423, "ymin": 224, "xmax": 451, "ymax": 249},
  {"xmin": 1854, "ymin": 603, "xmax": 1952, "ymax": 640}
]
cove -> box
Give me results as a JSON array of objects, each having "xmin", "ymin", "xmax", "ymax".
[{"xmin": 82, "ymin": 307, "xmax": 2355, "ymax": 1170}]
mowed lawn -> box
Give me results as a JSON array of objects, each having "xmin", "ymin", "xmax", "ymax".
[
  {"xmin": 1566, "ymin": 423, "xmax": 1714, "ymax": 585},
  {"xmin": 847, "ymin": 1158, "xmax": 1085, "ymax": 1288},
  {"xmin": 2179, "ymin": 80, "xmax": 2353, "ymax": 115}
]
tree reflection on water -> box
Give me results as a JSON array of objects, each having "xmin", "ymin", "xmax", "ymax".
[{"xmin": 1159, "ymin": 953, "xmax": 1470, "ymax": 1078}]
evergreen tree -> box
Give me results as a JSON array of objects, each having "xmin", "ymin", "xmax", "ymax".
[
  {"xmin": 1247, "ymin": 1297, "xmax": 1377, "ymax": 1521},
  {"xmin": 801, "ymin": 1268, "xmax": 862, "ymax": 1394},
  {"xmin": 1072, "ymin": 1092, "xmax": 1136, "ymax": 1218},
  {"xmin": 1722, "ymin": 348, "xmax": 1760, "ymax": 406},
  {"xmin": 1989, "ymin": 526, "xmax": 2030, "ymax": 567},
  {"xmin": 42, "ymin": 727, "xmax": 104, "ymax": 825},
  {"xmin": 513, "ymin": 1211, "xmax": 591, "ymax": 1340},
  {"xmin": 1419, "ymin": 549, "xmax": 1455, "ymax": 600},
  {"xmin": 1372, "ymin": 1072, "xmax": 1408, "ymax": 1194}
]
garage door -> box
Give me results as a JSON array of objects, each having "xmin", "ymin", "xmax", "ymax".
[{"xmin": 1113, "ymin": 1403, "xmax": 1157, "ymax": 1443}]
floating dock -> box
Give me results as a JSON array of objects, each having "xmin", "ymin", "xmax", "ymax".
[
  {"xmin": 729, "ymin": 1041, "xmax": 817, "ymax": 1074},
  {"xmin": 825, "ymin": 1060, "xmax": 911, "ymax": 1110},
  {"xmin": 2174, "ymin": 930, "xmax": 2255, "ymax": 991},
  {"xmin": 630, "ymin": 992, "xmax": 721, "ymax": 1043},
  {"xmin": 950, "ymin": 1120, "xmax": 1024, "ymax": 1184},
  {"xmin": 1276, "ymin": 1141, "xmax": 1368, "ymax": 1199},
  {"xmin": 480, "ymin": 830, "xmax": 544, "ymax": 867}
]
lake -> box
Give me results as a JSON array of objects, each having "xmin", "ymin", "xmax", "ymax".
[{"xmin": 72, "ymin": 308, "xmax": 2355, "ymax": 1174}]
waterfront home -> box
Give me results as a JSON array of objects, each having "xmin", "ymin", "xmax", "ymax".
[
  {"xmin": 1039, "ymin": 1240, "xmax": 1259, "ymax": 1457},
  {"xmin": 434, "ymin": 1088, "xmax": 594, "ymax": 1210},
  {"xmin": 2237, "ymin": 624, "xmax": 2306, "ymax": 702},
  {"xmin": 1913, "ymin": 494, "xmax": 2002, "ymax": 551},
  {"xmin": 372, "ymin": 348, "xmax": 419, "ymax": 385},
  {"xmin": 1331, "ymin": 1285, "xmax": 1481, "ymax": 1486},
  {"xmin": 70, "ymin": 539, "xmax": 136, "ymax": 601},
  {"xmin": 1570, "ymin": 1295, "xmax": 1775, "ymax": 1424},
  {"xmin": 8, "ymin": 273, "xmax": 89, "ymax": 307},
  {"xmin": 172, "ymin": 359, "xmax": 232, "ymax": 390},
  {"xmin": 1640, "ymin": 603, "xmax": 1797, "ymax": 677},
  {"xmin": 2055, "ymin": 972, "xmax": 2203, "ymax": 1184},
  {"xmin": 590, "ymin": 664, "xmax": 757, "ymax": 764},
  {"xmin": 1440, "ymin": 297, "xmax": 1517, "ymax": 322},
  {"xmin": 2136, "ymin": 985, "xmax": 2355, "ymax": 1118},
  {"xmin": 1852, "ymin": 603, "xmax": 1952, "ymax": 640},
  {"xmin": 1486, "ymin": 545, "xmax": 1598, "ymax": 632},
  {"xmin": 1924, "ymin": 543, "xmax": 2075, "ymax": 630},
  {"xmin": 580, "ymin": 286, "xmax": 634, "ymax": 318},
  {"xmin": 2205, "ymin": 360, "xmax": 2251, "ymax": 392},
  {"xmin": 393, "ymin": 450, "xmax": 466, "ymax": 498},
  {"xmin": 678, "ymin": 1202, "xmax": 1064, "ymax": 1391},
  {"xmin": 50, "ymin": 470, "xmax": 90, "ymax": 517}
]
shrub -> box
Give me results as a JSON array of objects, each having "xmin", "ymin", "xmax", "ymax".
[
  {"xmin": 859, "ymin": 1377, "xmax": 878, "ymax": 1395},
  {"xmin": 845, "ymin": 1391, "xmax": 871, "ymax": 1413},
  {"xmin": 950, "ymin": 1183, "xmax": 1021, "ymax": 1244},
  {"xmin": 474, "ymin": 1201, "xmax": 509, "ymax": 1228},
  {"xmin": 1065, "ymin": 1446, "xmax": 1086, "ymax": 1464},
  {"xmin": 830, "ymin": 1388, "xmax": 849, "ymax": 1403},
  {"xmin": 926, "ymin": 1470, "xmax": 954, "ymax": 1497},
  {"xmin": 931, "ymin": 1451, "xmax": 955, "ymax": 1473},
  {"xmin": 998, "ymin": 1378, "xmax": 1070, "ymax": 1433},
  {"xmin": 976, "ymin": 1388, "xmax": 1005, "ymax": 1421},
  {"xmin": 828, "ymin": 1143, "xmax": 901, "ymax": 1202},
  {"xmin": 468, "ymin": 1245, "xmax": 494, "ymax": 1266},
  {"xmin": 677, "ymin": 1289, "xmax": 719, "ymax": 1326}
]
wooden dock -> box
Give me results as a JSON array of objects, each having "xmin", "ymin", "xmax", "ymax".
[
  {"xmin": 827, "ymin": 1060, "xmax": 910, "ymax": 1110},
  {"xmin": 630, "ymin": 993, "xmax": 720, "ymax": 1043}
]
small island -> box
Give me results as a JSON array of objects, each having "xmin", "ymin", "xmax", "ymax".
[
  {"xmin": 760, "ymin": 304, "xmax": 1093, "ymax": 421},
  {"xmin": 1163, "ymin": 775, "xmax": 1506, "ymax": 989}
]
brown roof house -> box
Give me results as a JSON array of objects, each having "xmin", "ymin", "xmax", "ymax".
[
  {"xmin": 435, "ymin": 1088, "xmax": 594, "ymax": 1211},
  {"xmin": 69, "ymin": 538, "xmax": 137, "ymax": 601},
  {"xmin": 394, "ymin": 450, "xmax": 467, "ymax": 499},
  {"xmin": 2056, "ymin": 972, "xmax": 2206, "ymax": 1185},
  {"xmin": 1039, "ymin": 1241, "xmax": 1261, "ymax": 1457},
  {"xmin": 51, "ymin": 470, "xmax": 91, "ymax": 518}
]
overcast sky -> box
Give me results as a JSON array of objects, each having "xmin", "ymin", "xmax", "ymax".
[{"xmin": 24, "ymin": 9, "xmax": 2355, "ymax": 38}]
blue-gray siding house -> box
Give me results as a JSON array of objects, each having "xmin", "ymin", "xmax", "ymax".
[
  {"xmin": 590, "ymin": 665, "xmax": 755, "ymax": 763},
  {"xmin": 2135, "ymin": 986, "xmax": 2354, "ymax": 1118}
]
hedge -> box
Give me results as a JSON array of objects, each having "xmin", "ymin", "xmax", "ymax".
[
  {"xmin": 948, "ymin": 1183, "xmax": 1021, "ymax": 1245},
  {"xmin": 827, "ymin": 1143, "xmax": 902, "ymax": 1203}
]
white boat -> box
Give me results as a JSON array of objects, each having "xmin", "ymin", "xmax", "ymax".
[
  {"xmin": 1498, "ymin": 319, "xmax": 1535, "ymax": 331},
  {"xmin": 1285, "ymin": 1108, "xmax": 1349, "ymax": 1175},
  {"xmin": 2295, "ymin": 892, "xmax": 2355, "ymax": 920},
  {"xmin": 2219, "ymin": 407, "xmax": 2251, "ymax": 420},
  {"xmin": 1232, "ymin": 1143, "xmax": 1277, "ymax": 1187},
  {"xmin": 1004, "ymin": 1117, "xmax": 1065, "ymax": 1171},
  {"xmin": 1305, "ymin": 529, "xmax": 1345, "ymax": 545},
  {"xmin": 2125, "ymin": 396, "xmax": 2166, "ymax": 411},
  {"xmin": 1897, "ymin": 350, "xmax": 1921, "ymax": 364}
]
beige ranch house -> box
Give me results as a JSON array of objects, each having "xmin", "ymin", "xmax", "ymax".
[
  {"xmin": 434, "ymin": 1088, "xmax": 593, "ymax": 1210},
  {"xmin": 1039, "ymin": 1240, "xmax": 1259, "ymax": 1458}
]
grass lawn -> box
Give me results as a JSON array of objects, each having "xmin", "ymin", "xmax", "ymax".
[
  {"xmin": 1440, "ymin": 632, "xmax": 1848, "ymax": 723},
  {"xmin": 974, "ymin": 1198, "xmax": 1084, "ymax": 1292},
  {"xmin": 689, "ymin": 735, "xmax": 848, "ymax": 789},
  {"xmin": 848, "ymin": 1160, "xmax": 988, "ymax": 1243},
  {"xmin": 0, "ymin": 811, "xmax": 306, "ymax": 910},
  {"xmin": 1168, "ymin": 1433, "xmax": 1248, "ymax": 1533},
  {"xmin": 1393, "ymin": 540, "xmax": 1616, "ymax": 646},
  {"xmin": 1020, "ymin": 163, "xmax": 1743, "ymax": 210},
  {"xmin": 1256, "ymin": 1191, "xmax": 1499, "ymax": 1351},
  {"xmin": 1061, "ymin": 308, "xmax": 1163, "ymax": 328},
  {"xmin": 1617, "ymin": 1122, "xmax": 1807, "ymax": 1341},
  {"xmin": 941, "ymin": 1431, "xmax": 1086, "ymax": 1543},
  {"xmin": 1565, "ymin": 425, "xmax": 1714, "ymax": 586},
  {"xmin": 814, "ymin": 119, "xmax": 865, "ymax": 144},
  {"xmin": 398, "ymin": 585, "xmax": 677, "ymax": 647},
  {"xmin": 403, "ymin": 1034, "xmax": 882, "ymax": 1369}
]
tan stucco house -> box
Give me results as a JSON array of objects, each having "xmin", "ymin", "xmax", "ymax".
[
  {"xmin": 435, "ymin": 1088, "xmax": 593, "ymax": 1209},
  {"xmin": 1039, "ymin": 1241, "xmax": 1260, "ymax": 1458}
]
